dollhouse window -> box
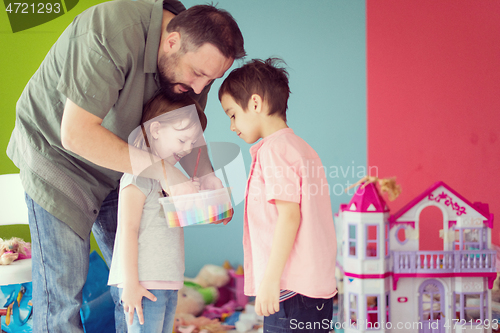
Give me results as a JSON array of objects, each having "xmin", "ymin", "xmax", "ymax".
[
  {"xmin": 455, "ymin": 228, "xmax": 485, "ymax": 250},
  {"xmin": 366, "ymin": 295, "xmax": 380, "ymax": 329},
  {"xmin": 454, "ymin": 292, "xmax": 487, "ymax": 324},
  {"xmin": 395, "ymin": 225, "xmax": 408, "ymax": 245},
  {"xmin": 384, "ymin": 224, "xmax": 389, "ymax": 258},
  {"xmin": 464, "ymin": 293, "xmax": 483, "ymax": 323},
  {"xmin": 463, "ymin": 228, "xmax": 482, "ymax": 250},
  {"xmin": 349, "ymin": 293, "xmax": 358, "ymax": 327},
  {"xmin": 366, "ymin": 225, "xmax": 378, "ymax": 259},
  {"xmin": 349, "ymin": 224, "xmax": 357, "ymax": 257}
]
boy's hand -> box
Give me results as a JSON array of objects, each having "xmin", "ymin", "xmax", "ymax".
[
  {"xmin": 255, "ymin": 279, "xmax": 280, "ymax": 316},
  {"xmin": 121, "ymin": 283, "xmax": 157, "ymax": 325}
]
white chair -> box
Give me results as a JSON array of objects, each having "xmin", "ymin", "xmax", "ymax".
[{"xmin": 0, "ymin": 173, "xmax": 31, "ymax": 329}]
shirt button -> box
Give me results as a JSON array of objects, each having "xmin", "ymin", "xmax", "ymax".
[{"xmin": 93, "ymin": 209, "xmax": 98, "ymax": 214}]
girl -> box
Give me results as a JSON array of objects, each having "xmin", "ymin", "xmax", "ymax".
[{"xmin": 108, "ymin": 93, "xmax": 207, "ymax": 332}]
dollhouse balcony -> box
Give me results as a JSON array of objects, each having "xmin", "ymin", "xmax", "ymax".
[
  {"xmin": 393, "ymin": 250, "xmax": 496, "ymax": 274},
  {"xmin": 392, "ymin": 250, "xmax": 497, "ymax": 290}
]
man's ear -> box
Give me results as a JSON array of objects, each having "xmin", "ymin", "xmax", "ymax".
[
  {"xmin": 162, "ymin": 31, "xmax": 181, "ymax": 54},
  {"xmin": 248, "ymin": 94, "xmax": 263, "ymax": 114},
  {"xmin": 149, "ymin": 121, "xmax": 161, "ymax": 140}
]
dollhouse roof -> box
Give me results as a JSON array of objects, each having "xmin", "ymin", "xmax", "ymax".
[
  {"xmin": 346, "ymin": 182, "xmax": 389, "ymax": 213},
  {"xmin": 389, "ymin": 181, "xmax": 493, "ymax": 227}
]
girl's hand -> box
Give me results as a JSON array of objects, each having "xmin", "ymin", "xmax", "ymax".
[
  {"xmin": 121, "ymin": 284, "xmax": 157, "ymax": 325},
  {"xmin": 254, "ymin": 278, "xmax": 280, "ymax": 317},
  {"xmin": 200, "ymin": 173, "xmax": 223, "ymax": 191},
  {"xmin": 201, "ymin": 173, "xmax": 233, "ymax": 225},
  {"xmin": 191, "ymin": 177, "xmax": 201, "ymax": 192}
]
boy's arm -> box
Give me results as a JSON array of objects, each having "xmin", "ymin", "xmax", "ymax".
[
  {"xmin": 119, "ymin": 184, "xmax": 157, "ymax": 325},
  {"xmin": 255, "ymin": 200, "xmax": 300, "ymax": 317}
]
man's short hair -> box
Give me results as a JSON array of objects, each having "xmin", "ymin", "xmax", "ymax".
[
  {"xmin": 167, "ymin": 4, "xmax": 246, "ymax": 60},
  {"xmin": 218, "ymin": 58, "xmax": 290, "ymax": 121}
]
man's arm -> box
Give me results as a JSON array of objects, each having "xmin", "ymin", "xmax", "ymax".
[
  {"xmin": 255, "ymin": 200, "xmax": 301, "ymax": 316},
  {"xmin": 61, "ymin": 98, "xmax": 197, "ymax": 194},
  {"xmin": 61, "ymin": 98, "xmax": 137, "ymax": 173}
]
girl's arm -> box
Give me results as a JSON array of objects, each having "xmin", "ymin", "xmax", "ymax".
[
  {"xmin": 255, "ymin": 200, "xmax": 300, "ymax": 317},
  {"xmin": 119, "ymin": 183, "xmax": 157, "ymax": 325}
]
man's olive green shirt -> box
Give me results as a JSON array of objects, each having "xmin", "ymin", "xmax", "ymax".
[{"xmin": 7, "ymin": 0, "xmax": 210, "ymax": 239}]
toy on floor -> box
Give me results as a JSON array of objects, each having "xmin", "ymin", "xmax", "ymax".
[
  {"xmin": 177, "ymin": 264, "xmax": 232, "ymax": 316},
  {"xmin": 202, "ymin": 300, "xmax": 238, "ymax": 320},
  {"xmin": 174, "ymin": 313, "xmax": 232, "ymax": 333},
  {"xmin": 175, "ymin": 262, "xmax": 251, "ymax": 332},
  {"xmin": 0, "ymin": 237, "xmax": 31, "ymax": 265},
  {"xmin": 0, "ymin": 282, "xmax": 33, "ymax": 332},
  {"xmin": 176, "ymin": 284, "xmax": 208, "ymax": 317},
  {"xmin": 186, "ymin": 264, "xmax": 231, "ymax": 289},
  {"xmin": 220, "ymin": 262, "xmax": 247, "ymax": 308},
  {"xmin": 233, "ymin": 304, "xmax": 263, "ymax": 333}
]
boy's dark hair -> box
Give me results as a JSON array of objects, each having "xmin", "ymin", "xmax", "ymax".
[
  {"xmin": 218, "ymin": 58, "xmax": 290, "ymax": 121},
  {"xmin": 167, "ymin": 5, "xmax": 246, "ymax": 60}
]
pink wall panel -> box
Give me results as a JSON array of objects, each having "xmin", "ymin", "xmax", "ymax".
[{"xmin": 367, "ymin": 0, "xmax": 500, "ymax": 245}]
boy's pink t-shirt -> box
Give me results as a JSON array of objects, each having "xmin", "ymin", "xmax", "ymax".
[{"xmin": 243, "ymin": 128, "xmax": 337, "ymax": 298}]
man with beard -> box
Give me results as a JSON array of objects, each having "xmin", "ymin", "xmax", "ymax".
[{"xmin": 6, "ymin": 0, "xmax": 245, "ymax": 331}]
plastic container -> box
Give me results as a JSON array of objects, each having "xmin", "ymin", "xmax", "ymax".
[{"xmin": 159, "ymin": 188, "xmax": 233, "ymax": 227}]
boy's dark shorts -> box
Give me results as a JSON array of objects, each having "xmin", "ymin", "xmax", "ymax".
[{"xmin": 264, "ymin": 294, "xmax": 334, "ymax": 333}]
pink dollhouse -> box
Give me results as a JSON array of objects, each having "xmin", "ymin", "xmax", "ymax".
[{"xmin": 334, "ymin": 181, "xmax": 497, "ymax": 333}]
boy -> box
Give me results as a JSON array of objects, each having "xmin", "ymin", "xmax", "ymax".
[{"xmin": 219, "ymin": 58, "xmax": 337, "ymax": 332}]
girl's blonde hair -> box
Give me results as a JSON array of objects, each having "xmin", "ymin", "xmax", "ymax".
[{"xmin": 130, "ymin": 93, "xmax": 207, "ymax": 151}]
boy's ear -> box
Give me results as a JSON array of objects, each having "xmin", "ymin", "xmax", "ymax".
[
  {"xmin": 149, "ymin": 121, "xmax": 161, "ymax": 140},
  {"xmin": 248, "ymin": 94, "xmax": 263, "ymax": 114}
]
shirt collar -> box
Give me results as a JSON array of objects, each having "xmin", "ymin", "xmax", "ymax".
[
  {"xmin": 249, "ymin": 128, "xmax": 294, "ymax": 159},
  {"xmin": 144, "ymin": 0, "xmax": 164, "ymax": 74}
]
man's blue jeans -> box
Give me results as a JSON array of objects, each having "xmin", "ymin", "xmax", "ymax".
[{"xmin": 26, "ymin": 191, "xmax": 127, "ymax": 332}]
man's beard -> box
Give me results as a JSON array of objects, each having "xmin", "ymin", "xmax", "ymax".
[{"xmin": 157, "ymin": 53, "xmax": 193, "ymax": 102}]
